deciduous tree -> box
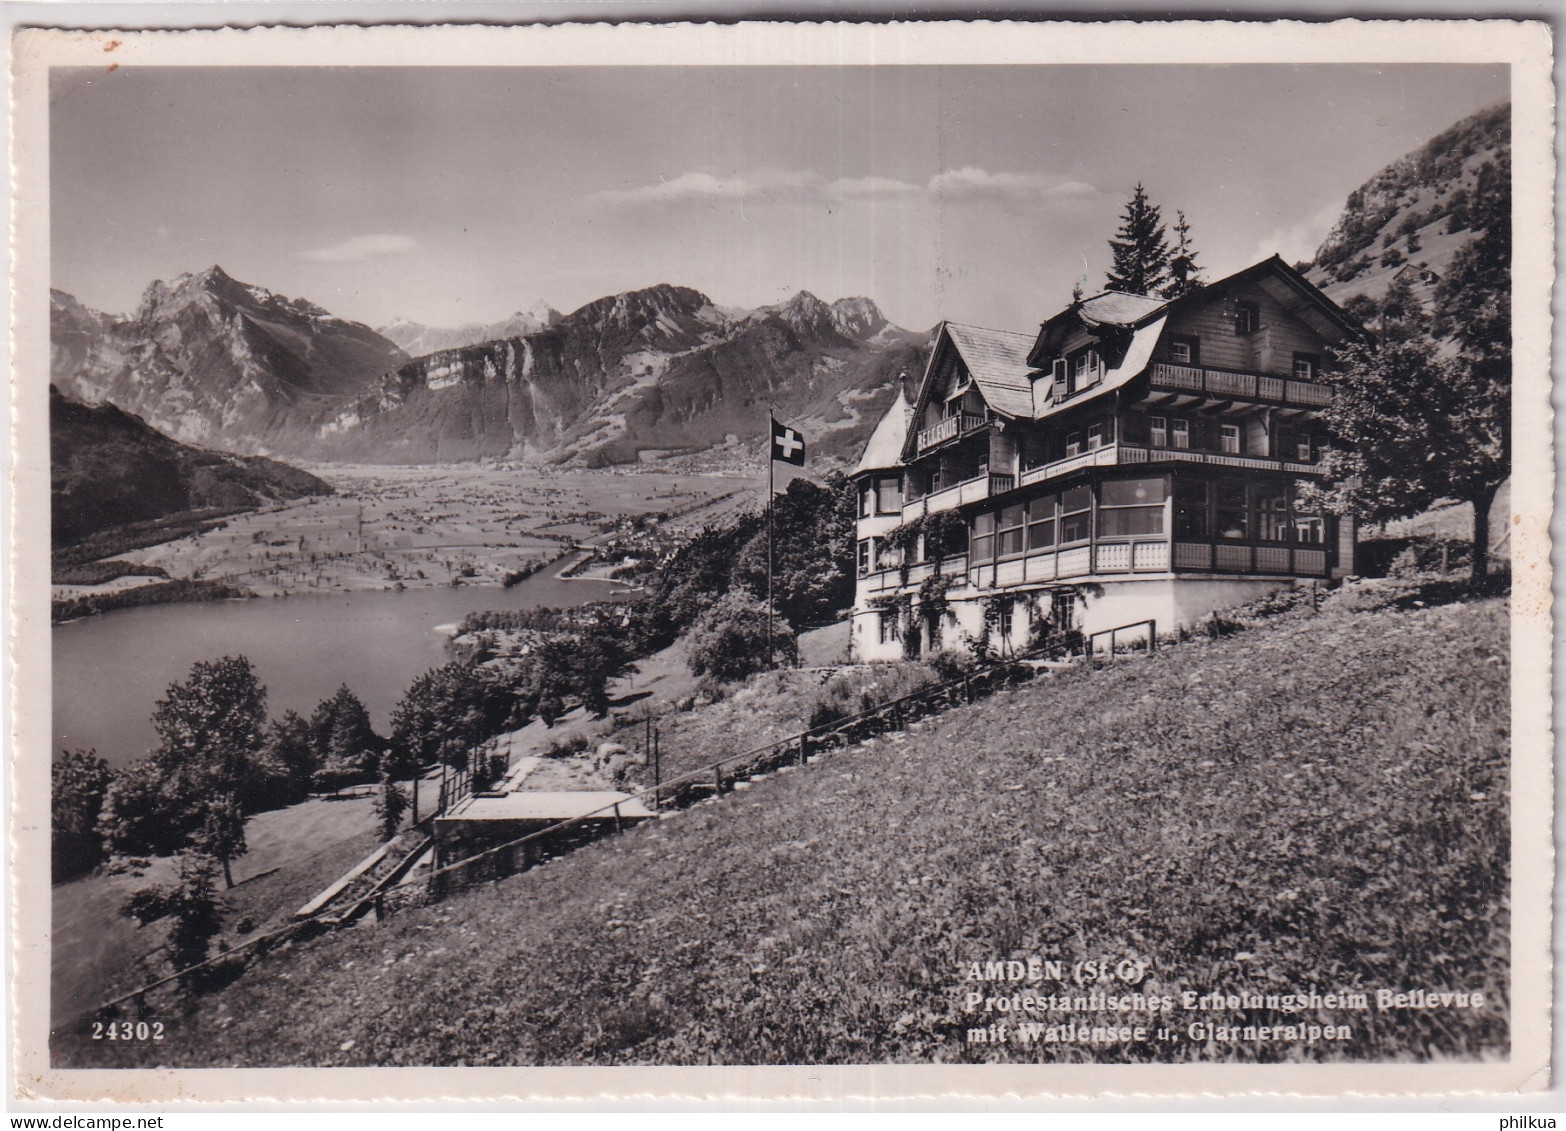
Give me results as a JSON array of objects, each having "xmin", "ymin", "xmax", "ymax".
[{"xmin": 52, "ymin": 749, "xmax": 112, "ymax": 881}]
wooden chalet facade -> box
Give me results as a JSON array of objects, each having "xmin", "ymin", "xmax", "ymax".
[{"xmin": 849, "ymin": 255, "xmax": 1364, "ymax": 661}]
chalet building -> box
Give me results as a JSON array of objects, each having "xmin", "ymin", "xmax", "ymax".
[{"xmin": 849, "ymin": 255, "xmax": 1364, "ymax": 662}]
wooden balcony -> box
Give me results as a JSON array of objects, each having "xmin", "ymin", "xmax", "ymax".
[
  {"xmin": 1172, "ymin": 542, "xmax": 1329, "ymax": 577},
  {"xmin": 916, "ymin": 412, "xmax": 987, "ymax": 452},
  {"xmin": 860, "ymin": 555, "xmax": 968, "ymax": 596},
  {"xmin": 902, "ymin": 472, "xmax": 1015, "ymax": 521},
  {"xmin": 1019, "ymin": 442, "xmax": 1147, "ymax": 487},
  {"xmin": 1149, "ymin": 362, "xmax": 1332, "ymax": 407},
  {"xmin": 1021, "ymin": 442, "xmax": 1323, "ymax": 486}
]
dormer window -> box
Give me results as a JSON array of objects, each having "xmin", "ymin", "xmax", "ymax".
[
  {"xmin": 1235, "ymin": 301, "xmax": 1260, "ymax": 336},
  {"xmin": 1062, "ymin": 348, "xmax": 1102, "ymax": 397}
]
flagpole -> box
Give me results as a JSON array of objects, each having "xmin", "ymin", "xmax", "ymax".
[{"xmin": 767, "ymin": 411, "xmax": 775, "ymax": 669}]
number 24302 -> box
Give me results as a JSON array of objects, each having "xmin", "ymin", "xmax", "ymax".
[{"xmin": 92, "ymin": 1020, "xmax": 165, "ymax": 1041}]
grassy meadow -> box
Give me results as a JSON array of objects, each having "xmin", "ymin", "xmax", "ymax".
[{"xmin": 57, "ymin": 581, "xmax": 1509, "ymax": 1067}]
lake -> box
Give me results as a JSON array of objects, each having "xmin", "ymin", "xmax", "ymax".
[{"xmin": 52, "ymin": 566, "xmax": 626, "ymax": 771}]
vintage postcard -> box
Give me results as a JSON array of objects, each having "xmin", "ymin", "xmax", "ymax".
[{"xmin": 8, "ymin": 19, "xmax": 1554, "ymax": 1104}]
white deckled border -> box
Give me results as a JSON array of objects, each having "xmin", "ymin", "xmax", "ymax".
[{"xmin": 8, "ymin": 17, "xmax": 1555, "ymax": 1105}]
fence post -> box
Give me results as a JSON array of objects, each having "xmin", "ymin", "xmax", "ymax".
[
  {"xmin": 652, "ymin": 727, "xmax": 661, "ymax": 810},
  {"xmin": 613, "ymin": 803, "xmax": 623, "ymax": 834},
  {"xmin": 799, "ymin": 733, "xmax": 809, "ymax": 765},
  {"xmin": 714, "ymin": 765, "xmax": 724, "ymax": 795},
  {"xmin": 1149, "ymin": 619, "xmax": 1157, "ymax": 654}
]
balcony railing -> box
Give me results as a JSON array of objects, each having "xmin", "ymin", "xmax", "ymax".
[
  {"xmin": 1020, "ymin": 442, "xmax": 1321, "ymax": 487},
  {"xmin": 1019, "ymin": 442, "xmax": 1145, "ymax": 487},
  {"xmin": 903, "ymin": 472, "xmax": 1015, "ymax": 521},
  {"xmin": 916, "ymin": 412, "xmax": 987, "ymax": 452},
  {"xmin": 1149, "ymin": 362, "xmax": 1332, "ymax": 407}
]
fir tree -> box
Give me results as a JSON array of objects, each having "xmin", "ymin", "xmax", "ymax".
[
  {"xmin": 1105, "ymin": 184, "xmax": 1172, "ymax": 296},
  {"xmin": 1163, "ymin": 210, "xmax": 1205, "ymax": 298}
]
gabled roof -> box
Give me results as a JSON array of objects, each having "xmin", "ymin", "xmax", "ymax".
[
  {"xmin": 1076, "ymin": 290, "xmax": 1168, "ymax": 329},
  {"xmin": 942, "ymin": 322, "xmax": 1039, "ymax": 418},
  {"xmin": 898, "ymin": 321, "xmax": 1040, "ymax": 462},
  {"xmin": 1029, "ymin": 254, "xmax": 1366, "ymax": 368},
  {"xmin": 850, "ymin": 386, "xmax": 914, "ymax": 476}
]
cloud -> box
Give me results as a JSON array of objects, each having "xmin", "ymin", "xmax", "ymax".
[
  {"xmin": 1253, "ymin": 202, "xmax": 1343, "ymax": 267},
  {"xmin": 591, "ymin": 168, "xmax": 1093, "ymax": 209},
  {"xmin": 302, "ymin": 233, "xmax": 420, "ymax": 263},
  {"xmin": 928, "ymin": 167, "xmax": 1101, "ymax": 201}
]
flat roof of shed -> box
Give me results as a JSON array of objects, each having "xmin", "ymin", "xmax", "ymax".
[{"xmin": 443, "ymin": 791, "xmax": 656, "ymax": 822}]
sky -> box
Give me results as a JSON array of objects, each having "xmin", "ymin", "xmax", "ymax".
[{"xmin": 51, "ymin": 64, "xmax": 1508, "ymax": 334}]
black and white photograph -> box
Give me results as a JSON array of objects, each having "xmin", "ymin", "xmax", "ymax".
[{"xmin": 8, "ymin": 19, "xmax": 1553, "ymax": 1103}]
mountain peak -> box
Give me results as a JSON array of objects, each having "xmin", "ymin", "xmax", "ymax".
[{"xmin": 762, "ymin": 290, "xmax": 887, "ymax": 341}]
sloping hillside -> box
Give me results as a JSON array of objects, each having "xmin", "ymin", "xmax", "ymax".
[
  {"xmin": 50, "ymin": 386, "xmax": 333, "ymax": 547},
  {"xmin": 1305, "ymin": 102, "xmax": 1509, "ymax": 306},
  {"xmin": 61, "ymin": 586, "xmax": 1507, "ymax": 1067}
]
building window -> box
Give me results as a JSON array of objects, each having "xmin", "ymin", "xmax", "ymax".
[
  {"xmin": 1170, "ymin": 335, "xmax": 1200, "ymax": 365},
  {"xmin": 1293, "ymin": 352, "xmax": 1319, "ymax": 381},
  {"xmin": 1171, "ymin": 419, "xmax": 1190, "ymax": 449},
  {"xmin": 1294, "ymin": 515, "xmax": 1325, "ymax": 544},
  {"xmin": 1216, "ymin": 479, "xmax": 1249, "ymax": 539},
  {"xmin": 1235, "ymin": 301, "xmax": 1260, "ymax": 335},
  {"xmin": 1174, "ymin": 478, "xmax": 1209, "ymax": 539},
  {"xmin": 1087, "ymin": 423, "xmax": 1105, "ymax": 450},
  {"xmin": 1099, "ymin": 476, "xmax": 1167, "ymax": 537},
  {"xmin": 1026, "ymin": 494, "xmax": 1057, "ymax": 550},
  {"xmin": 1296, "ymin": 434, "xmax": 1313, "ymax": 462},
  {"xmin": 1068, "ymin": 348, "xmax": 1101, "ymax": 395},
  {"xmin": 878, "ymin": 612, "xmax": 898, "ymax": 644},
  {"xmin": 1065, "ymin": 432, "xmax": 1083, "ymax": 457},
  {"xmin": 997, "ymin": 503, "xmax": 1026, "ymax": 558},
  {"xmin": 1220, "ymin": 424, "xmax": 1241, "ymax": 454},
  {"xmin": 1060, "ymin": 485, "xmax": 1092, "ymax": 544},
  {"xmin": 858, "ymin": 539, "xmax": 872, "ymax": 577},
  {"xmin": 971, "ymin": 512, "xmax": 995, "ymax": 564},
  {"xmin": 1149, "ymin": 416, "xmax": 1168, "ymax": 448},
  {"xmin": 1257, "ymin": 488, "xmax": 1290, "ymax": 542},
  {"xmin": 875, "ymin": 475, "xmax": 901, "ymax": 514},
  {"xmin": 998, "ymin": 601, "xmax": 1014, "ymax": 641}
]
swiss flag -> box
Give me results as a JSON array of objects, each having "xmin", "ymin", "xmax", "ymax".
[{"xmin": 771, "ymin": 418, "xmax": 807, "ymax": 466}]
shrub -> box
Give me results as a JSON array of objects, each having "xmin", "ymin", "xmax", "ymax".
[
  {"xmin": 544, "ymin": 734, "xmax": 591, "ymax": 759},
  {"xmin": 805, "ymin": 663, "xmax": 938, "ymax": 731},
  {"xmin": 373, "ymin": 776, "xmax": 410, "ymax": 840},
  {"xmin": 687, "ymin": 593, "xmax": 797, "ymax": 683}
]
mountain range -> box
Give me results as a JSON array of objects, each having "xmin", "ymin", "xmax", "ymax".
[
  {"xmin": 53, "ymin": 272, "xmax": 926, "ymax": 467},
  {"xmin": 50, "ymin": 100, "xmax": 1508, "ymax": 479},
  {"xmin": 376, "ymin": 302, "xmax": 563, "ymax": 357}
]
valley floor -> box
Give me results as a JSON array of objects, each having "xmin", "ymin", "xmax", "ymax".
[
  {"xmin": 63, "ymin": 464, "xmax": 763, "ymax": 603},
  {"xmin": 57, "ymin": 579, "xmax": 1510, "ymax": 1067}
]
